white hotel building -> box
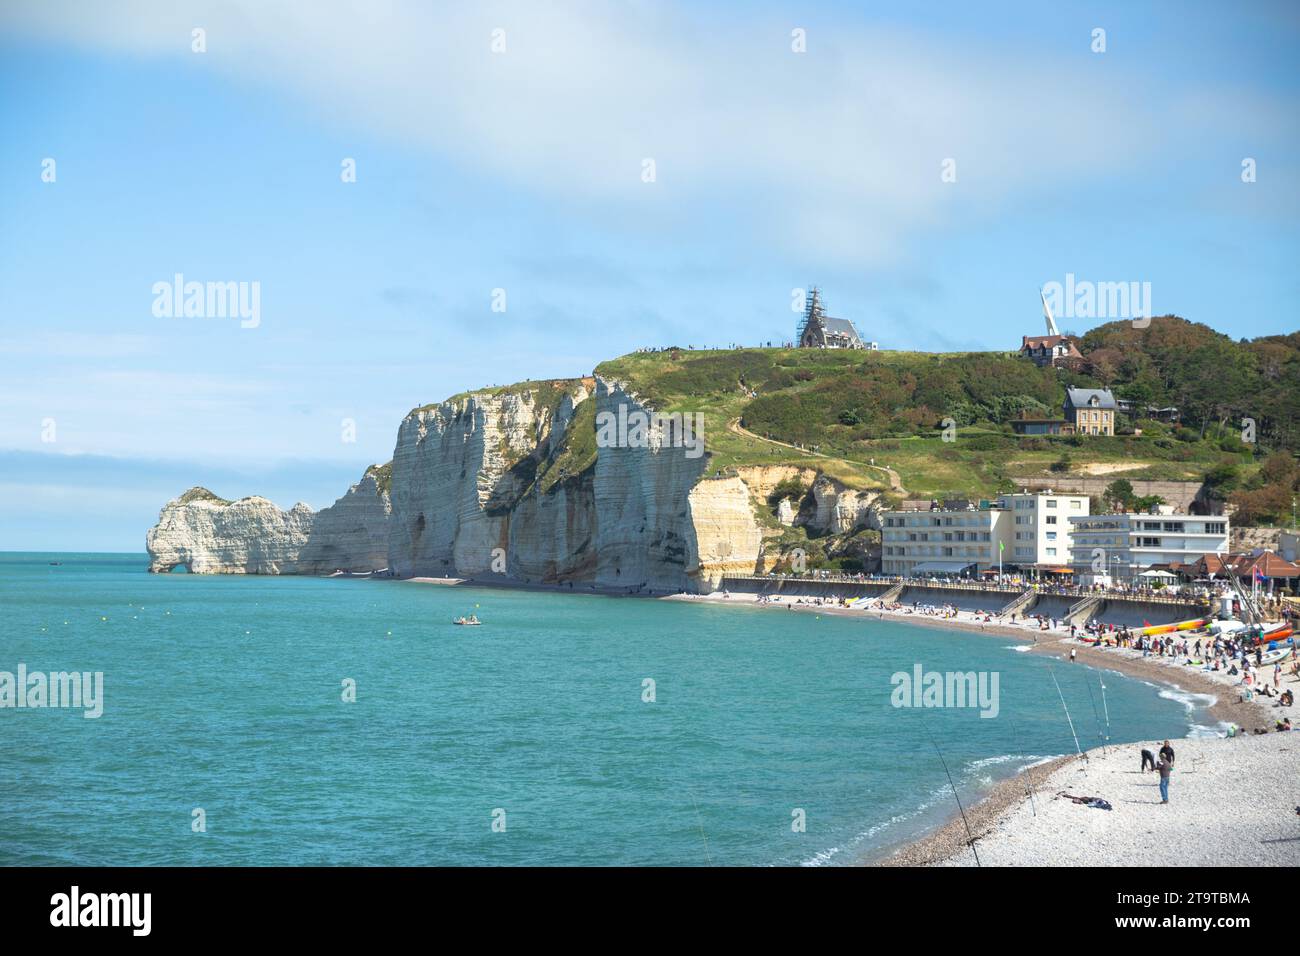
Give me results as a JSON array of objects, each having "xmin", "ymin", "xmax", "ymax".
[
  {"xmin": 881, "ymin": 492, "xmax": 1089, "ymax": 576},
  {"xmin": 1068, "ymin": 513, "xmax": 1230, "ymax": 584}
]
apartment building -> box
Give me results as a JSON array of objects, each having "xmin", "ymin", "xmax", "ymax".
[
  {"xmin": 1068, "ymin": 513, "xmax": 1230, "ymax": 584},
  {"xmin": 880, "ymin": 492, "xmax": 1089, "ymax": 576}
]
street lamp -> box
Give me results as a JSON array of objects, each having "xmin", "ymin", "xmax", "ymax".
[{"xmin": 1109, "ymin": 554, "xmax": 1128, "ymax": 589}]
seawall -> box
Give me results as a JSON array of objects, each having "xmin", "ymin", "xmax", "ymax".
[{"xmin": 719, "ymin": 576, "xmax": 1209, "ymax": 627}]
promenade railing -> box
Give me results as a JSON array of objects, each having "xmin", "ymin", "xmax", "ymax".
[{"xmin": 720, "ymin": 573, "xmax": 1212, "ymax": 607}]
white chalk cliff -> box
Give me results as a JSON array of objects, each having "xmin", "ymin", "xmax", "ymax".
[
  {"xmin": 147, "ymin": 376, "xmax": 880, "ymax": 590},
  {"xmin": 146, "ymin": 488, "xmax": 315, "ymax": 574},
  {"xmin": 296, "ymin": 465, "xmax": 393, "ymax": 574}
]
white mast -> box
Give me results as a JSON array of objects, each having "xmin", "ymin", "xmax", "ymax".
[{"xmin": 1040, "ymin": 288, "xmax": 1061, "ymax": 337}]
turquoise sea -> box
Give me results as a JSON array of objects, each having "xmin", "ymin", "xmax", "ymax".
[{"xmin": 0, "ymin": 553, "xmax": 1212, "ymax": 866}]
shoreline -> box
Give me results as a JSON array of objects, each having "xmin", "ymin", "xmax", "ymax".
[
  {"xmin": 667, "ymin": 589, "xmax": 1290, "ymax": 865},
  {"xmin": 407, "ymin": 575, "xmax": 1293, "ymax": 865}
]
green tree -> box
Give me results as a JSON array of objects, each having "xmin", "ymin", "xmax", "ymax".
[{"xmin": 1104, "ymin": 479, "xmax": 1136, "ymax": 509}]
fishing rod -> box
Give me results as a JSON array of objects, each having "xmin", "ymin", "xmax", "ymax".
[
  {"xmin": 1098, "ymin": 675, "xmax": 1112, "ymax": 749},
  {"xmin": 1049, "ymin": 667, "xmax": 1086, "ymax": 776},
  {"xmin": 929, "ymin": 735, "xmax": 981, "ymax": 867},
  {"xmin": 1083, "ymin": 674, "xmax": 1109, "ymax": 755},
  {"xmin": 686, "ymin": 789, "xmax": 713, "ymax": 865},
  {"xmin": 1008, "ymin": 715, "xmax": 1038, "ymax": 817}
]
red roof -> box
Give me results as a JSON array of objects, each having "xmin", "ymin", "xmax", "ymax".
[
  {"xmin": 1020, "ymin": 335, "xmax": 1082, "ymax": 356},
  {"xmin": 1190, "ymin": 551, "xmax": 1300, "ymax": 578},
  {"xmin": 1226, "ymin": 551, "xmax": 1300, "ymax": 579},
  {"xmin": 1191, "ymin": 554, "xmax": 1227, "ymax": 574}
]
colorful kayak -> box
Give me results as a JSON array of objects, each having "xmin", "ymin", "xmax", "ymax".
[{"xmin": 1139, "ymin": 618, "xmax": 1208, "ymax": 637}]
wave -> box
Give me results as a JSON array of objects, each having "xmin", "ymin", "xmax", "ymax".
[
  {"xmin": 801, "ymin": 751, "xmax": 1058, "ymax": 866},
  {"xmin": 801, "ymin": 782, "xmax": 953, "ymax": 867},
  {"xmin": 1156, "ymin": 685, "xmax": 1217, "ymax": 713}
]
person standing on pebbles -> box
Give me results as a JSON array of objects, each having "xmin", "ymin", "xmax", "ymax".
[{"xmin": 1156, "ymin": 752, "xmax": 1173, "ymax": 804}]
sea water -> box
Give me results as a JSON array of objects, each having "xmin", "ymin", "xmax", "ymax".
[{"xmin": 0, "ymin": 553, "xmax": 1205, "ymax": 866}]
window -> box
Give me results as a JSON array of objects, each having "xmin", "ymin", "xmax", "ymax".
[
  {"xmin": 1047, "ymin": 548, "xmax": 1057, "ymax": 557},
  {"xmin": 1205, "ymin": 522, "xmax": 1226, "ymax": 535},
  {"xmin": 1046, "ymin": 500, "xmax": 1057, "ymax": 508},
  {"xmin": 1047, "ymin": 532, "xmax": 1057, "ymax": 541},
  {"xmin": 1046, "ymin": 515, "xmax": 1057, "ymax": 525},
  {"xmin": 1070, "ymin": 500, "xmax": 1082, "ymax": 508}
]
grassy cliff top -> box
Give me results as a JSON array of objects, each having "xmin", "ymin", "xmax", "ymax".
[
  {"xmin": 385, "ymin": 316, "xmax": 1295, "ymax": 510},
  {"xmin": 410, "ymin": 378, "xmax": 590, "ymax": 417},
  {"xmin": 177, "ymin": 487, "xmax": 231, "ymax": 505},
  {"xmin": 595, "ymin": 338, "xmax": 1265, "ymax": 498}
]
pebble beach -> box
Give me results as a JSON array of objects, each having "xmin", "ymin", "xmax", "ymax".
[{"xmin": 671, "ymin": 588, "xmax": 1299, "ymax": 866}]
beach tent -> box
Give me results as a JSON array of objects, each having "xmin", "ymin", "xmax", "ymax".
[{"xmin": 1138, "ymin": 569, "xmax": 1178, "ymax": 581}]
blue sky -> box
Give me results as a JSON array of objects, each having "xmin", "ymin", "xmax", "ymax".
[{"xmin": 1, "ymin": 0, "xmax": 1297, "ymax": 550}]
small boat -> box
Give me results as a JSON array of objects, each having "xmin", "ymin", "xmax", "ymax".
[
  {"xmin": 1259, "ymin": 643, "xmax": 1295, "ymax": 666},
  {"xmin": 452, "ymin": 616, "xmax": 483, "ymax": 626},
  {"xmin": 1242, "ymin": 623, "xmax": 1294, "ymax": 644}
]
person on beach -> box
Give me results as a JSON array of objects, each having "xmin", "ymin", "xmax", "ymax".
[
  {"xmin": 1159, "ymin": 740, "xmax": 1175, "ymax": 766},
  {"xmin": 1141, "ymin": 747, "xmax": 1156, "ymax": 772},
  {"xmin": 1070, "ymin": 646, "xmax": 1077, "ymax": 663},
  {"xmin": 1156, "ymin": 755, "xmax": 1173, "ymax": 803}
]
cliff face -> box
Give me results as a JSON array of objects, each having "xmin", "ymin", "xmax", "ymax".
[
  {"xmin": 591, "ymin": 378, "xmax": 710, "ymax": 591},
  {"xmin": 146, "ymin": 376, "xmax": 876, "ymax": 590},
  {"xmin": 296, "ymin": 466, "xmax": 393, "ymax": 574},
  {"xmin": 386, "ymin": 383, "xmax": 592, "ymax": 578},
  {"xmin": 146, "ymin": 488, "xmax": 314, "ymax": 574}
]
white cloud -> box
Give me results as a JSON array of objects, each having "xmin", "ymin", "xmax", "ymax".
[{"xmin": 7, "ymin": 0, "xmax": 1284, "ymax": 267}]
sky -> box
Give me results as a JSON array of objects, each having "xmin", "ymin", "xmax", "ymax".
[{"xmin": 1, "ymin": 0, "xmax": 1298, "ymax": 550}]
